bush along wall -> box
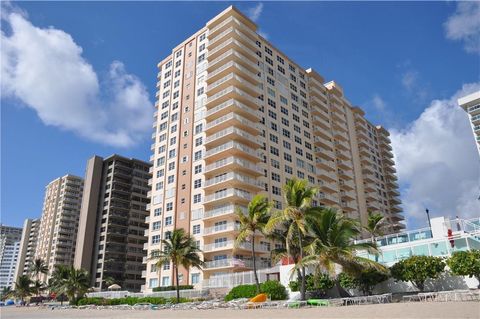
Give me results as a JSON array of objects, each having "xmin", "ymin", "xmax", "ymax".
[
  {"xmin": 152, "ymin": 285, "xmax": 194, "ymax": 292},
  {"xmin": 224, "ymin": 280, "xmax": 287, "ymax": 301}
]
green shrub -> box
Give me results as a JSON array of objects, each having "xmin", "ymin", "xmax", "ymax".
[
  {"xmin": 260, "ymin": 280, "xmax": 287, "ymax": 300},
  {"xmin": 76, "ymin": 296, "xmax": 192, "ymax": 306},
  {"xmin": 289, "ymin": 274, "xmax": 334, "ymax": 293},
  {"xmin": 225, "ymin": 281, "xmax": 287, "ymax": 301},
  {"xmin": 338, "ymin": 269, "xmax": 389, "ymax": 295},
  {"xmin": 224, "ymin": 284, "xmax": 257, "ymax": 301},
  {"xmin": 447, "ymin": 250, "xmax": 480, "ymax": 285},
  {"xmin": 338, "ymin": 273, "xmax": 357, "ymax": 290},
  {"xmin": 390, "ymin": 255, "xmax": 445, "ymax": 291},
  {"xmin": 288, "ymin": 280, "xmax": 299, "ymax": 292},
  {"xmin": 152, "ymin": 285, "xmax": 194, "ymax": 292}
]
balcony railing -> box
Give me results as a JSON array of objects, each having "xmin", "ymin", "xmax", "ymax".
[
  {"xmin": 204, "ymin": 172, "xmax": 263, "ymax": 189},
  {"xmin": 204, "ymin": 222, "xmax": 240, "ymax": 235},
  {"xmin": 206, "ymin": 98, "xmax": 258, "ymax": 119},
  {"xmin": 208, "ymin": 73, "xmax": 261, "ymax": 95},
  {"xmin": 208, "ymin": 49, "xmax": 258, "ymax": 73},
  {"xmin": 205, "ymin": 141, "xmax": 259, "ymax": 159},
  {"xmin": 207, "ymin": 61, "xmax": 259, "ymax": 84},
  {"xmin": 205, "ymin": 156, "xmax": 263, "ymax": 175},
  {"xmin": 205, "ymin": 126, "xmax": 261, "ymax": 146},
  {"xmin": 206, "ymin": 112, "xmax": 259, "ymax": 132},
  {"xmin": 203, "ymin": 188, "xmax": 252, "ymax": 204},
  {"xmin": 204, "ymin": 204, "xmax": 247, "ymax": 219},
  {"xmin": 203, "ymin": 240, "xmax": 270, "ymax": 253}
]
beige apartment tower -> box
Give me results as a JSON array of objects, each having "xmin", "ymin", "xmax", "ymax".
[
  {"xmin": 35, "ymin": 175, "xmax": 84, "ymax": 282},
  {"xmin": 458, "ymin": 91, "xmax": 480, "ymax": 156},
  {"xmin": 74, "ymin": 155, "xmax": 151, "ymax": 292},
  {"xmin": 13, "ymin": 218, "xmax": 40, "ymax": 282},
  {"xmin": 143, "ymin": 6, "xmax": 404, "ymax": 292}
]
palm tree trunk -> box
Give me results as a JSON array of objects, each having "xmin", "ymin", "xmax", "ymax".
[
  {"xmin": 251, "ymin": 235, "xmax": 260, "ymax": 294},
  {"xmin": 297, "ymin": 231, "xmax": 306, "ymax": 301},
  {"xmin": 175, "ymin": 263, "xmax": 180, "ymax": 303}
]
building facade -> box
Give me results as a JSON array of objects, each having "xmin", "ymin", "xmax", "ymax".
[
  {"xmin": 13, "ymin": 218, "xmax": 40, "ymax": 282},
  {"xmin": 143, "ymin": 6, "xmax": 403, "ymax": 292},
  {"xmin": 0, "ymin": 225, "xmax": 23, "ymax": 289},
  {"xmin": 35, "ymin": 175, "xmax": 84, "ymax": 282},
  {"xmin": 74, "ymin": 155, "xmax": 151, "ymax": 292},
  {"xmin": 458, "ymin": 91, "xmax": 480, "ymax": 156}
]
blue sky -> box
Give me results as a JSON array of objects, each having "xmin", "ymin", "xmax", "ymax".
[{"xmin": 2, "ymin": 1, "xmax": 479, "ymax": 228}]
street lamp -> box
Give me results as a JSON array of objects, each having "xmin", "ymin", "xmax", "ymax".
[{"xmin": 425, "ymin": 208, "xmax": 433, "ymax": 237}]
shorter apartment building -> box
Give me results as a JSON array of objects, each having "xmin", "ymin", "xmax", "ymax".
[
  {"xmin": 35, "ymin": 175, "xmax": 84, "ymax": 282},
  {"xmin": 75, "ymin": 155, "xmax": 151, "ymax": 292},
  {"xmin": 458, "ymin": 91, "xmax": 480, "ymax": 156},
  {"xmin": 0, "ymin": 225, "xmax": 23, "ymax": 289},
  {"xmin": 13, "ymin": 218, "xmax": 40, "ymax": 281}
]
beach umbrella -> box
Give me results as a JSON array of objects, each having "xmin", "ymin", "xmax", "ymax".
[{"xmin": 108, "ymin": 284, "xmax": 121, "ymax": 291}]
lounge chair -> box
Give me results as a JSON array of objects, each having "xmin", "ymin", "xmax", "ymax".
[
  {"xmin": 283, "ymin": 291, "xmax": 307, "ymax": 308},
  {"xmin": 242, "ymin": 293, "xmax": 268, "ymax": 309},
  {"xmin": 307, "ymin": 299, "xmax": 330, "ymax": 307}
]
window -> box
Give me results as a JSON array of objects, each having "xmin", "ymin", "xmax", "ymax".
[
  {"xmin": 151, "ymin": 235, "xmax": 161, "ymax": 245},
  {"xmin": 166, "ymin": 203, "xmax": 173, "ymax": 212},
  {"xmin": 193, "ymin": 224, "xmax": 201, "ymax": 235},
  {"xmin": 149, "ymin": 278, "xmax": 159, "ymax": 288},
  {"xmin": 270, "ymin": 146, "xmax": 279, "ymax": 156},
  {"xmin": 193, "ymin": 194, "xmax": 202, "ymax": 204},
  {"xmin": 194, "ymin": 150, "xmax": 203, "ymax": 161},
  {"xmin": 191, "ymin": 273, "xmax": 200, "ymax": 284},
  {"xmin": 168, "ymin": 149, "xmax": 176, "ymax": 159},
  {"xmin": 197, "ymin": 87, "xmax": 204, "ymax": 96},
  {"xmin": 194, "ymin": 164, "xmax": 202, "ymax": 174},
  {"xmin": 272, "ymin": 172, "xmax": 280, "ymax": 182},
  {"xmin": 272, "ymin": 185, "xmax": 281, "ymax": 195},
  {"xmin": 154, "ymin": 208, "xmax": 162, "ymax": 216},
  {"xmin": 167, "ymin": 175, "xmax": 175, "ymax": 184},
  {"xmin": 165, "ymin": 216, "xmax": 173, "ymax": 225},
  {"xmin": 285, "ymin": 165, "xmax": 293, "ymax": 174},
  {"xmin": 163, "ymin": 262, "xmax": 170, "ymax": 270},
  {"xmin": 194, "ymin": 179, "xmax": 202, "ymax": 189},
  {"xmin": 195, "ymin": 137, "xmax": 203, "ymax": 146},
  {"xmin": 271, "ymin": 159, "xmax": 280, "ymax": 169},
  {"xmin": 152, "ymin": 221, "xmax": 161, "ymax": 231},
  {"xmin": 162, "ymin": 276, "xmax": 170, "ymax": 286},
  {"xmin": 195, "ymin": 124, "xmax": 203, "ymax": 134}
]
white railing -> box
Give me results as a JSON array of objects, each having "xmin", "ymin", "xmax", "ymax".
[
  {"xmin": 203, "ymin": 240, "xmax": 270, "ymax": 253},
  {"xmin": 202, "ymin": 265, "xmax": 279, "ymax": 288},
  {"xmin": 204, "ymin": 204, "xmax": 247, "ymax": 219},
  {"xmin": 205, "ymin": 156, "xmax": 262, "ymax": 174},
  {"xmin": 208, "ymin": 73, "xmax": 261, "ymax": 94},
  {"xmin": 208, "ymin": 49, "xmax": 258, "ymax": 72},
  {"xmin": 204, "ymin": 222, "xmax": 240, "ymax": 235},
  {"xmin": 207, "ymin": 60, "xmax": 258, "ymax": 84},
  {"xmin": 206, "ymin": 112, "xmax": 258, "ymax": 131},
  {"xmin": 206, "ymin": 98, "xmax": 257, "ymax": 118},
  {"xmin": 204, "ymin": 172, "xmax": 263, "ymax": 188},
  {"xmin": 86, "ymin": 289, "xmax": 209, "ymax": 299},
  {"xmin": 205, "ymin": 141, "xmax": 259, "ymax": 159},
  {"xmin": 203, "ymin": 188, "xmax": 252, "ymax": 203},
  {"xmin": 205, "ymin": 126, "xmax": 260, "ymax": 146}
]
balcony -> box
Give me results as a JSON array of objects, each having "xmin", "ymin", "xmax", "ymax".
[
  {"xmin": 203, "ymin": 258, "xmax": 253, "ymax": 270},
  {"xmin": 203, "ymin": 222, "xmax": 240, "ymax": 236},
  {"xmin": 337, "ymin": 169, "xmax": 353, "ymax": 180},
  {"xmin": 312, "ymin": 115, "xmax": 330, "ymax": 130},
  {"xmin": 319, "ymin": 181, "xmax": 338, "ymax": 194},
  {"xmin": 206, "ymin": 112, "xmax": 259, "ymax": 136},
  {"xmin": 203, "ymin": 188, "xmax": 252, "ymax": 206},
  {"xmin": 208, "ymin": 37, "xmax": 258, "ymax": 62},
  {"xmin": 318, "ymin": 170, "xmax": 337, "ymax": 183},
  {"xmin": 339, "ymin": 179, "xmax": 355, "ymax": 191},
  {"xmin": 208, "ymin": 15, "xmax": 257, "ymax": 43},
  {"xmin": 319, "ymin": 193, "xmax": 339, "ymax": 206},
  {"xmin": 336, "ymin": 159, "xmax": 352, "ymax": 170},
  {"xmin": 205, "ymin": 156, "xmax": 263, "ymax": 177},
  {"xmin": 206, "ymin": 98, "xmax": 259, "ymax": 122},
  {"xmin": 315, "ymin": 158, "xmax": 336, "ymax": 171},
  {"xmin": 206, "ymin": 85, "xmax": 260, "ymax": 110},
  {"xmin": 204, "ymin": 141, "xmax": 260, "ymax": 163},
  {"xmin": 333, "ymin": 130, "xmax": 349, "ymax": 141},
  {"xmin": 204, "ymin": 204, "xmax": 247, "ymax": 221},
  {"xmin": 208, "ymin": 73, "xmax": 261, "ymax": 98},
  {"xmin": 364, "ymin": 181, "xmax": 376, "ymax": 192},
  {"xmin": 340, "ymin": 190, "xmax": 356, "ymax": 201},
  {"xmin": 334, "ymin": 139, "xmax": 349, "ymax": 151},
  {"xmin": 315, "ymin": 146, "xmax": 335, "ymax": 161},
  {"xmin": 208, "ymin": 27, "xmax": 257, "ymax": 54},
  {"xmin": 313, "ymin": 127, "xmax": 333, "ymax": 141},
  {"xmin": 313, "ymin": 135, "xmax": 334, "ymax": 149},
  {"xmin": 207, "ymin": 48, "xmax": 258, "ymax": 74},
  {"xmin": 205, "ymin": 126, "xmax": 261, "ymax": 149},
  {"xmin": 363, "ymin": 173, "xmax": 376, "ymax": 183},
  {"xmin": 203, "ymin": 240, "xmax": 270, "ymax": 254},
  {"xmin": 204, "ymin": 172, "xmax": 263, "ymax": 192}
]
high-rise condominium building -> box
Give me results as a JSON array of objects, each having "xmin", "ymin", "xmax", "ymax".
[
  {"xmin": 143, "ymin": 6, "xmax": 403, "ymax": 292},
  {"xmin": 458, "ymin": 91, "xmax": 480, "ymax": 156},
  {"xmin": 36, "ymin": 175, "xmax": 84, "ymax": 282},
  {"xmin": 74, "ymin": 155, "xmax": 151, "ymax": 292},
  {"xmin": 13, "ymin": 218, "xmax": 40, "ymax": 282},
  {"xmin": 0, "ymin": 225, "xmax": 23, "ymax": 289}
]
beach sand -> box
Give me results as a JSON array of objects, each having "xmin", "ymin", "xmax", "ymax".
[{"xmin": 1, "ymin": 302, "xmax": 479, "ymax": 319}]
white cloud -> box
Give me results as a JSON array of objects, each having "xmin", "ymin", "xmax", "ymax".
[
  {"xmin": 1, "ymin": 8, "xmax": 153, "ymax": 147},
  {"xmin": 401, "ymin": 70, "xmax": 418, "ymax": 91},
  {"xmin": 444, "ymin": 1, "xmax": 480, "ymax": 54},
  {"xmin": 247, "ymin": 3, "xmax": 263, "ymax": 22},
  {"xmin": 390, "ymin": 83, "xmax": 480, "ymax": 225},
  {"xmin": 371, "ymin": 94, "xmax": 386, "ymax": 112}
]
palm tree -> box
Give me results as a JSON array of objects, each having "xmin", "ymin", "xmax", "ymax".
[
  {"xmin": 1, "ymin": 287, "xmax": 12, "ymax": 301},
  {"xmin": 13, "ymin": 275, "xmax": 32, "ymax": 304},
  {"xmin": 29, "ymin": 258, "xmax": 49, "ymax": 281},
  {"xmin": 265, "ymin": 178, "xmax": 323, "ymax": 300},
  {"xmin": 31, "ymin": 280, "xmax": 46, "ymax": 297},
  {"xmin": 366, "ymin": 212, "xmax": 385, "ymax": 243},
  {"xmin": 50, "ymin": 265, "xmax": 90, "ymax": 305},
  {"xmin": 150, "ymin": 229, "xmax": 204, "ymax": 303},
  {"xmin": 304, "ymin": 208, "xmax": 385, "ymax": 279},
  {"xmin": 235, "ymin": 194, "xmax": 272, "ymax": 293}
]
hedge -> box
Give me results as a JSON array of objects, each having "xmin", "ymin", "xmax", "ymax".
[
  {"xmin": 224, "ymin": 280, "xmax": 287, "ymax": 301},
  {"xmin": 152, "ymin": 285, "xmax": 194, "ymax": 292},
  {"xmin": 77, "ymin": 296, "xmax": 192, "ymax": 306}
]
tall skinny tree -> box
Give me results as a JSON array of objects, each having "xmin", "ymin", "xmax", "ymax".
[
  {"xmin": 13, "ymin": 275, "xmax": 32, "ymax": 304},
  {"xmin": 235, "ymin": 194, "xmax": 272, "ymax": 293},
  {"xmin": 366, "ymin": 212, "xmax": 385, "ymax": 243},
  {"xmin": 29, "ymin": 258, "xmax": 49, "ymax": 281},
  {"xmin": 150, "ymin": 229, "xmax": 204, "ymax": 303},
  {"xmin": 266, "ymin": 178, "xmax": 323, "ymax": 300}
]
